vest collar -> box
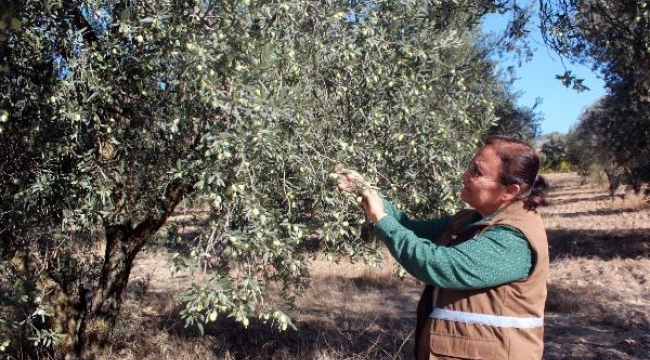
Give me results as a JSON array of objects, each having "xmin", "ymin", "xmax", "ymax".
[{"xmin": 463, "ymin": 200, "xmax": 529, "ymax": 230}]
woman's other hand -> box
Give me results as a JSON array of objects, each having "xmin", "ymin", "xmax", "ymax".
[{"xmin": 334, "ymin": 169, "xmax": 364, "ymax": 192}]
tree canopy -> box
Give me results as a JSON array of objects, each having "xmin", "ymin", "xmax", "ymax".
[
  {"xmin": 0, "ymin": 0, "xmax": 546, "ymax": 358},
  {"xmin": 540, "ymin": 0, "xmax": 650, "ymax": 189}
]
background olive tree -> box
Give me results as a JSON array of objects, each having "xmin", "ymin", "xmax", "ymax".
[
  {"xmin": 0, "ymin": 0, "xmax": 538, "ymax": 358},
  {"xmin": 567, "ymin": 96, "xmax": 645, "ymax": 195},
  {"xmin": 540, "ymin": 0, "xmax": 650, "ymax": 191},
  {"xmin": 539, "ymin": 132, "xmax": 571, "ymax": 173}
]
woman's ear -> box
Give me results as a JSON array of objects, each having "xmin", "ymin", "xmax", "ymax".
[{"xmin": 504, "ymin": 184, "xmax": 521, "ymax": 201}]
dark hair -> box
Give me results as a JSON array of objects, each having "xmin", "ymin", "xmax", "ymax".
[{"xmin": 484, "ymin": 135, "xmax": 549, "ymax": 210}]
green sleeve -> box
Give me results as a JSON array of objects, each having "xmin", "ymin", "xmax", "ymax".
[
  {"xmin": 374, "ymin": 216, "xmax": 533, "ymax": 290},
  {"xmin": 381, "ymin": 196, "xmax": 452, "ymax": 241}
]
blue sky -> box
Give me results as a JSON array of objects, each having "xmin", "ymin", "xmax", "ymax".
[{"xmin": 482, "ymin": 13, "xmax": 607, "ymax": 135}]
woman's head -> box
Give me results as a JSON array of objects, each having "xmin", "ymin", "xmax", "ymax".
[{"xmin": 461, "ymin": 135, "xmax": 548, "ymax": 215}]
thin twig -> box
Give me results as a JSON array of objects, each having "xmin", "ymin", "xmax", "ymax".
[{"xmin": 393, "ymin": 328, "xmax": 414, "ymax": 360}]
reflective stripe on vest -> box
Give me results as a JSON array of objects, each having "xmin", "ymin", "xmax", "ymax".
[{"xmin": 430, "ymin": 308, "xmax": 544, "ymax": 329}]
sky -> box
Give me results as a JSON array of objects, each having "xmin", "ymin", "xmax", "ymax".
[{"xmin": 481, "ymin": 13, "xmax": 607, "ymax": 135}]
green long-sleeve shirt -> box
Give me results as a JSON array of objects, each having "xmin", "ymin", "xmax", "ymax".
[{"xmin": 375, "ymin": 198, "xmax": 534, "ymax": 290}]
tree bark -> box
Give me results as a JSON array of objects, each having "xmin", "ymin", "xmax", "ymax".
[{"xmin": 59, "ymin": 180, "xmax": 190, "ymax": 359}]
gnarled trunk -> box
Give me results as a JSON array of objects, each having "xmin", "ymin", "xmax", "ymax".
[{"xmin": 56, "ymin": 181, "xmax": 190, "ymax": 360}]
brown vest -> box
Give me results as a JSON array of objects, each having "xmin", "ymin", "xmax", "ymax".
[{"xmin": 414, "ymin": 201, "xmax": 549, "ymax": 360}]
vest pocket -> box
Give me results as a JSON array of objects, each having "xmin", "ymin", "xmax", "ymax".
[{"xmin": 429, "ymin": 331, "xmax": 497, "ymax": 359}]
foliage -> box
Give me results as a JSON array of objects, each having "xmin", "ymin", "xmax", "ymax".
[
  {"xmin": 567, "ymin": 96, "xmax": 648, "ymax": 194},
  {"xmin": 539, "ymin": 0, "xmax": 650, "ymax": 189},
  {"xmin": 0, "ymin": 0, "xmax": 528, "ymax": 358},
  {"xmin": 540, "ymin": 0, "xmax": 650, "ymax": 91},
  {"xmin": 475, "ymin": 10, "xmax": 542, "ymax": 143},
  {"xmin": 540, "ymin": 133, "xmax": 571, "ymax": 173},
  {"xmin": 488, "ymin": 89, "xmax": 542, "ymax": 142}
]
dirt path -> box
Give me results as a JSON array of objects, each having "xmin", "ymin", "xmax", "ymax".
[{"xmin": 541, "ymin": 173, "xmax": 650, "ymax": 360}]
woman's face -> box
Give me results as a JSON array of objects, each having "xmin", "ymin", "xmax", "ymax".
[{"xmin": 461, "ymin": 145, "xmax": 514, "ymax": 216}]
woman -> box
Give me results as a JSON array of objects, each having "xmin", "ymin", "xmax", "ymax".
[{"xmin": 337, "ymin": 135, "xmax": 549, "ymax": 360}]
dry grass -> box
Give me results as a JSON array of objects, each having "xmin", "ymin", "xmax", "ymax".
[
  {"xmin": 540, "ymin": 173, "xmax": 650, "ymax": 360},
  {"xmin": 96, "ymin": 172, "xmax": 650, "ymax": 360},
  {"xmin": 96, "ymin": 255, "xmax": 421, "ymax": 360}
]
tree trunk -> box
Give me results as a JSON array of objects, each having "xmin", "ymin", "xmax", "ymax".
[
  {"xmin": 605, "ymin": 169, "xmax": 617, "ymax": 197},
  {"xmin": 58, "ymin": 181, "xmax": 190, "ymax": 359}
]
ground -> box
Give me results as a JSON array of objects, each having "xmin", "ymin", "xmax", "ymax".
[
  {"xmin": 111, "ymin": 172, "xmax": 650, "ymax": 359},
  {"xmin": 541, "ymin": 173, "xmax": 650, "ymax": 360}
]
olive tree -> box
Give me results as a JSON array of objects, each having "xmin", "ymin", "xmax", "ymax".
[
  {"xmin": 0, "ymin": 0, "xmax": 515, "ymax": 358},
  {"xmin": 567, "ymin": 95, "xmax": 648, "ymax": 194},
  {"xmin": 539, "ymin": 0, "xmax": 650, "ymax": 187},
  {"xmin": 540, "ymin": 133, "xmax": 570, "ymax": 172}
]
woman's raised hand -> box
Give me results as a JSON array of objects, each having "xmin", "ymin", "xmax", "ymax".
[{"xmin": 329, "ymin": 168, "xmax": 387, "ymax": 224}]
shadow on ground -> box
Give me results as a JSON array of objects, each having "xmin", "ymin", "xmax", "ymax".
[
  {"xmin": 544, "ymin": 282, "xmax": 650, "ymax": 360},
  {"xmin": 547, "ymin": 194, "xmax": 612, "ymax": 207},
  {"xmin": 546, "ymin": 187, "xmax": 605, "ymax": 198},
  {"xmin": 544, "ymin": 312, "xmax": 650, "ymax": 360},
  {"xmin": 548, "ymin": 228, "xmax": 650, "ymax": 261},
  {"xmin": 542, "ymin": 253, "xmax": 650, "ymax": 360},
  {"xmin": 110, "ymin": 273, "xmax": 418, "ymax": 360},
  {"xmin": 548, "ymin": 207, "xmax": 645, "ymax": 218}
]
